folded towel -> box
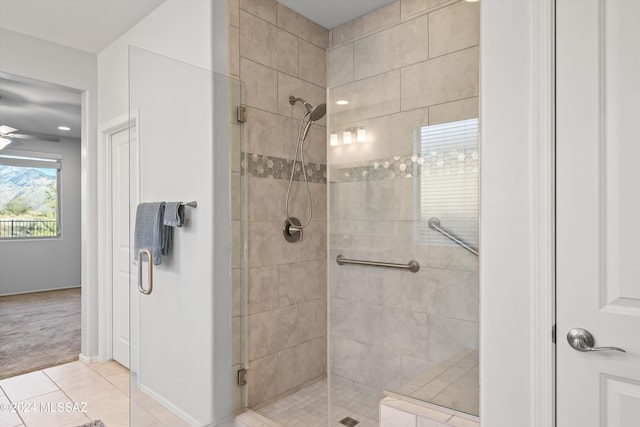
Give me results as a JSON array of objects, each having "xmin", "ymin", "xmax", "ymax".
[
  {"xmin": 134, "ymin": 202, "xmax": 166, "ymax": 265},
  {"xmin": 164, "ymin": 202, "xmax": 185, "ymax": 227},
  {"xmin": 163, "ymin": 226, "xmax": 173, "ymax": 256}
]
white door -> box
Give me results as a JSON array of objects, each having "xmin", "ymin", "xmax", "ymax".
[
  {"xmin": 557, "ymin": 0, "xmax": 640, "ymax": 425},
  {"xmin": 112, "ymin": 128, "xmax": 131, "ymax": 367}
]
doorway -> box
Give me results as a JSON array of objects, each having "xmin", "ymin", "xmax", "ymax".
[
  {"xmin": 98, "ymin": 111, "xmax": 139, "ymax": 368},
  {"xmin": 0, "ymin": 74, "xmax": 83, "ymax": 379}
]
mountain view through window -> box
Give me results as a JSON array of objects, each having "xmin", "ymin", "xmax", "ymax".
[{"xmin": 0, "ymin": 164, "xmax": 59, "ymax": 238}]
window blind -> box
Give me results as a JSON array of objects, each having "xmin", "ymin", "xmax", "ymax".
[{"xmin": 418, "ymin": 118, "xmax": 479, "ymax": 248}]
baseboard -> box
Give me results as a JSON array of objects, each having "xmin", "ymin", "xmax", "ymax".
[
  {"xmin": 139, "ymin": 383, "xmax": 206, "ymax": 427},
  {"xmin": 79, "ymin": 353, "xmax": 99, "ymax": 363},
  {"xmin": 0, "ymin": 285, "xmax": 81, "ymax": 297}
]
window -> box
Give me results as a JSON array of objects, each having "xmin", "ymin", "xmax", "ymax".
[
  {"xmin": 418, "ymin": 118, "xmax": 479, "ymax": 248},
  {"xmin": 0, "ymin": 150, "xmax": 62, "ymax": 239}
]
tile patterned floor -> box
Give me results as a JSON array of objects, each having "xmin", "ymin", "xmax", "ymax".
[
  {"xmin": 1, "ymin": 357, "xmax": 477, "ymax": 427},
  {"xmin": 249, "ymin": 350, "xmax": 479, "ymax": 427},
  {"xmin": 0, "ymin": 360, "xmax": 188, "ymax": 427},
  {"xmin": 252, "ymin": 376, "xmax": 380, "ymax": 427}
]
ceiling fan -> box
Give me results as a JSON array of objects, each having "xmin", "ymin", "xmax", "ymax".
[{"xmin": 0, "ymin": 124, "xmax": 60, "ymax": 150}]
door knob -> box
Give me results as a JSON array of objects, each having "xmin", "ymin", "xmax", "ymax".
[{"xmin": 567, "ymin": 328, "xmax": 626, "ymax": 353}]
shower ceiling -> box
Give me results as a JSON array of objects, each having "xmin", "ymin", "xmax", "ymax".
[{"xmin": 277, "ymin": 0, "xmax": 397, "ymax": 29}]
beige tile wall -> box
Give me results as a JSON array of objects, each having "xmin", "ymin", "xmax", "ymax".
[
  {"xmin": 328, "ymin": 0, "xmax": 478, "ymax": 164},
  {"xmin": 327, "ymin": 0, "xmax": 480, "ymax": 403},
  {"xmin": 229, "ymin": 0, "xmax": 329, "ymax": 409}
]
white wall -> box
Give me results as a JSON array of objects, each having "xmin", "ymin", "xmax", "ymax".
[
  {"xmin": 480, "ymin": 0, "xmax": 554, "ymax": 426},
  {"xmin": 98, "ymin": 0, "xmax": 218, "ymax": 124},
  {"xmin": 0, "ymin": 138, "xmax": 81, "ymax": 295},
  {"xmin": 0, "ymin": 28, "xmax": 99, "ymax": 359},
  {"xmin": 98, "ymin": 1, "xmax": 231, "ymax": 425}
]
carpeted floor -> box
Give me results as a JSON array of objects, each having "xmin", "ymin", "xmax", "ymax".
[{"xmin": 0, "ymin": 288, "xmax": 81, "ymax": 379}]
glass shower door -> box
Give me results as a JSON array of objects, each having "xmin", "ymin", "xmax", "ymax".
[
  {"xmin": 327, "ymin": 93, "xmax": 480, "ymax": 424},
  {"xmin": 128, "ymin": 47, "xmax": 216, "ymax": 426},
  {"xmin": 325, "ymin": 1, "xmax": 480, "ymax": 423}
]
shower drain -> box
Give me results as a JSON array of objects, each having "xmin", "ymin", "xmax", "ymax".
[{"xmin": 339, "ymin": 417, "xmax": 359, "ymax": 427}]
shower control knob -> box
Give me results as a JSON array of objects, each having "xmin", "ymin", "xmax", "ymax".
[{"xmin": 283, "ymin": 217, "xmax": 303, "ymax": 243}]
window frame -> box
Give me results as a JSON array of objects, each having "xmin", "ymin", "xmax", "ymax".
[{"xmin": 0, "ymin": 149, "xmax": 63, "ymax": 240}]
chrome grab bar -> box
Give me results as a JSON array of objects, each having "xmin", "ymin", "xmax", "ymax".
[
  {"xmin": 336, "ymin": 254, "xmax": 420, "ymax": 273},
  {"xmin": 428, "ymin": 217, "xmax": 479, "ymax": 257},
  {"xmin": 137, "ymin": 249, "xmax": 153, "ymax": 295}
]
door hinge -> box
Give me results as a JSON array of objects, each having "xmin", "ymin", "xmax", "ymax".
[
  {"xmin": 237, "ymin": 368, "xmax": 247, "ymax": 386},
  {"xmin": 236, "ymin": 105, "xmax": 247, "ymax": 123},
  {"xmin": 552, "ymin": 324, "xmax": 556, "ymax": 344}
]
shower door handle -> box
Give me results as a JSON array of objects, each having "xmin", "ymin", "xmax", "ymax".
[
  {"xmin": 566, "ymin": 328, "xmax": 625, "ymax": 353},
  {"xmin": 137, "ymin": 249, "xmax": 153, "ymax": 295}
]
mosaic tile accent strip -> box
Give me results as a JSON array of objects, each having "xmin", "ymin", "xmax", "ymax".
[
  {"xmin": 243, "ymin": 152, "xmax": 327, "ymax": 183},
  {"xmin": 329, "ymin": 150, "xmax": 479, "ymax": 183}
]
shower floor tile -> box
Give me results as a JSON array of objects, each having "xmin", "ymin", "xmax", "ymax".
[
  {"xmin": 254, "ymin": 377, "xmax": 380, "ymax": 427},
  {"xmin": 250, "ymin": 351, "xmax": 479, "ymax": 426}
]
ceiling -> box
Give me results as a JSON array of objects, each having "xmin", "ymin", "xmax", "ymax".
[
  {"xmin": 0, "ymin": 0, "xmax": 392, "ymax": 144},
  {"xmin": 0, "ymin": 76, "xmax": 81, "ymax": 140},
  {"xmin": 0, "ymin": 0, "xmax": 165, "ymax": 54},
  {"xmin": 278, "ymin": 0, "xmax": 397, "ymax": 29}
]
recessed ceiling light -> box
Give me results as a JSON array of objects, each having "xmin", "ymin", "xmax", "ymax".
[
  {"xmin": 58, "ymin": 126, "xmax": 71, "ymax": 131},
  {"xmin": 336, "ymin": 100, "xmax": 349, "ymax": 105}
]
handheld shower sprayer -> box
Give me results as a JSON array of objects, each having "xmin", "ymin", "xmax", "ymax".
[
  {"xmin": 283, "ymin": 95, "xmax": 327, "ymax": 242},
  {"xmin": 289, "ymin": 96, "xmax": 327, "ymax": 141}
]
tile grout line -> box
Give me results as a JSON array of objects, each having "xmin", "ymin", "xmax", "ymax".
[{"xmin": 0, "ymin": 382, "xmax": 28, "ymax": 427}]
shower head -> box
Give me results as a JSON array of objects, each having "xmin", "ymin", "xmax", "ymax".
[
  {"xmin": 309, "ymin": 103, "xmax": 326, "ymax": 122},
  {"xmin": 289, "ymin": 96, "xmax": 326, "ymax": 121},
  {"xmin": 290, "ymin": 96, "xmax": 327, "ymax": 141},
  {"xmin": 301, "ymin": 105, "xmax": 327, "ymax": 141}
]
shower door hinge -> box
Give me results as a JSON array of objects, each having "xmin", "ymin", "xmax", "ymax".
[
  {"xmin": 237, "ymin": 368, "xmax": 247, "ymax": 386},
  {"xmin": 236, "ymin": 105, "xmax": 247, "ymax": 123},
  {"xmin": 552, "ymin": 324, "xmax": 556, "ymax": 344}
]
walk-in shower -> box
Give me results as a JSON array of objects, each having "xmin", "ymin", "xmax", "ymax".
[
  {"xmin": 283, "ymin": 95, "xmax": 327, "ymax": 243},
  {"xmin": 232, "ymin": 0, "xmax": 480, "ymax": 426}
]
